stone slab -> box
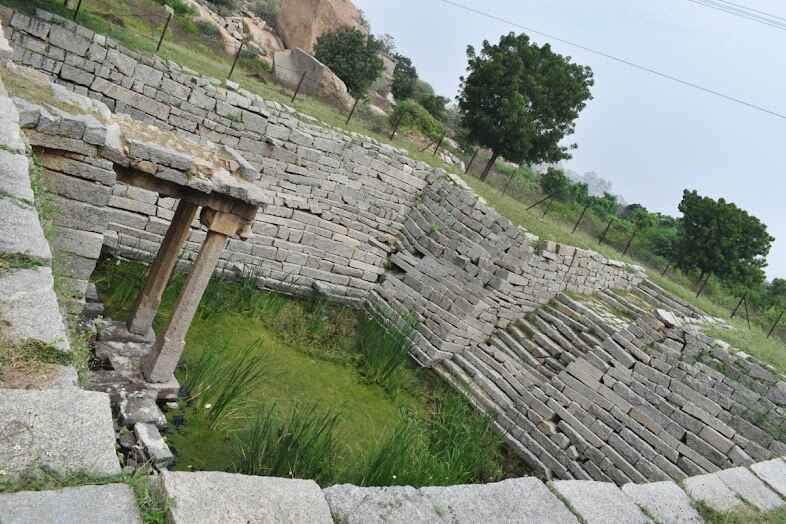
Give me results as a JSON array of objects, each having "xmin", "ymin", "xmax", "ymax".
[
  {"xmin": 716, "ymin": 466, "xmax": 784, "ymax": 511},
  {"xmin": 0, "ymin": 198, "xmax": 51, "ymax": 263},
  {"xmin": 0, "ymin": 483, "xmax": 142, "ymax": 523},
  {"xmin": 750, "ymin": 459, "xmax": 786, "ymax": 497},
  {"xmin": 0, "ymin": 150, "xmax": 33, "ymax": 202},
  {"xmin": 549, "ymin": 480, "xmax": 651, "ymax": 524},
  {"xmin": 0, "ymin": 267, "xmax": 70, "ymax": 352},
  {"xmin": 622, "ymin": 481, "xmax": 703, "ymax": 523},
  {"xmin": 682, "ymin": 472, "xmax": 743, "ymax": 512},
  {"xmin": 324, "ymin": 477, "xmax": 579, "ymax": 524},
  {"xmin": 161, "ymin": 471, "xmax": 333, "ymax": 524},
  {"xmin": 0, "ymin": 388, "xmax": 121, "ymax": 477},
  {"xmin": 134, "ymin": 422, "xmax": 174, "ymax": 468}
]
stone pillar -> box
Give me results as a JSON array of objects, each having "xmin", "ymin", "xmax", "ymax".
[
  {"xmin": 142, "ymin": 229, "xmax": 228, "ymax": 383},
  {"xmin": 127, "ymin": 200, "xmax": 198, "ymax": 336}
]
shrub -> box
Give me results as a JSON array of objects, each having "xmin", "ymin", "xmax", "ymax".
[
  {"xmin": 390, "ymin": 100, "xmax": 444, "ymax": 141},
  {"xmin": 314, "ymin": 28, "xmax": 384, "ymax": 98},
  {"xmin": 252, "ymin": 0, "xmax": 280, "ymax": 26},
  {"xmin": 157, "ymin": 0, "xmax": 197, "ymax": 16},
  {"xmin": 194, "ymin": 19, "xmax": 221, "ymax": 41}
]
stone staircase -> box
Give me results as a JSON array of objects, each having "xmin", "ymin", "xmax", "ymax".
[{"xmin": 437, "ymin": 282, "xmax": 786, "ymax": 484}]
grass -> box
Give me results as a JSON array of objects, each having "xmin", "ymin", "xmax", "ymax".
[
  {"xmin": 0, "ymin": 467, "xmax": 169, "ymax": 524},
  {"xmin": 93, "ymin": 258, "xmax": 518, "ymax": 487},
  {"xmin": 695, "ymin": 502, "xmax": 786, "ymax": 524},
  {"xmin": 0, "ymin": 335, "xmax": 70, "ymax": 388}
]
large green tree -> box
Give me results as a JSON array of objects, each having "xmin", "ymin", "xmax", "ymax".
[
  {"xmin": 458, "ymin": 33, "xmax": 594, "ymax": 180},
  {"xmin": 674, "ymin": 190, "xmax": 773, "ymax": 295},
  {"xmin": 314, "ymin": 28, "xmax": 384, "ymax": 98},
  {"xmin": 392, "ymin": 54, "xmax": 417, "ymax": 101}
]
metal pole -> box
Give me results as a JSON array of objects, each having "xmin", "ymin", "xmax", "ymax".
[
  {"xmin": 291, "ymin": 71, "xmax": 307, "ymax": 103},
  {"xmin": 389, "ymin": 113, "xmax": 403, "ymax": 140},
  {"xmin": 695, "ymin": 273, "xmax": 710, "ymax": 298},
  {"xmin": 767, "ymin": 310, "xmax": 784, "ymax": 338},
  {"xmin": 743, "ymin": 296, "xmax": 752, "ymax": 329},
  {"xmin": 345, "ymin": 97, "xmax": 360, "ymax": 125},
  {"xmin": 572, "ymin": 204, "xmax": 590, "ymax": 234},
  {"xmin": 660, "ymin": 262, "xmax": 672, "ymax": 277},
  {"xmin": 730, "ymin": 294, "xmax": 746, "ymax": 318},
  {"xmin": 419, "ymin": 139, "xmax": 436, "ymax": 153},
  {"xmin": 433, "ymin": 134, "xmax": 445, "ymax": 156},
  {"xmin": 156, "ymin": 8, "xmax": 174, "ymax": 54},
  {"xmin": 599, "ymin": 217, "xmax": 614, "ymax": 244},
  {"xmin": 72, "ymin": 0, "xmax": 84, "ymax": 21},
  {"xmin": 228, "ymin": 40, "xmax": 245, "ymax": 80},
  {"xmin": 501, "ymin": 172, "xmax": 515, "ymax": 196},
  {"xmin": 465, "ymin": 149, "xmax": 478, "ymax": 174},
  {"xmin": 526, "ymin": 195, "xmax": 551, "ymax": 211},
  {"xmin": 541, "ymin": 199, "xmax": 553, "ymax": 219},
  {"xmin": 623, "ymin": 229, "xmax": 637, "ymax": 256}
]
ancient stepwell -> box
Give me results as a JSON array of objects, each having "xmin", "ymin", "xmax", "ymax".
[{"xmin": 1, "ymin": 9, "xmax": 786, "ymax": 523}]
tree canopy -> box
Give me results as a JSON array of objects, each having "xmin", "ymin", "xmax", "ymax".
[
  {"xmin": 392, "ymin": 54, "xmax": 417, "ymax": 101},
  {"xmin": 539, "ymin": 168, "xmax": 573, "ymax": 202},
  {"xmin": 674, "ymin": 190, "xmax": 773, "ymax": 290},
  {"xmin": 314, "ymin": 28, "xmax": 384, "ymax": 98},
  {"xmin": 458, "ymin": 32, "xmax": 594, "ymax": 179}
]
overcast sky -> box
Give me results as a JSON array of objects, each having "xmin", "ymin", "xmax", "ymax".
[{"xmin": 355, "ymin": 0, "xmax": 785, "ymax": 280}]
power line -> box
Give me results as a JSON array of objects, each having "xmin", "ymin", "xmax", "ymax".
[
  {"xmin": 686, "ymin": 0, "xmax": 786, "ymax": 31},
  {"xmin": 696, "ymin": 0, "xmax": 786, "ymax": 23},
  {"xmin": 435, "ymin": 0, "xmax": 786, "ymax": 121}
]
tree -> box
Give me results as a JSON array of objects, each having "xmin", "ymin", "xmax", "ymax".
[
  {"xmin": 314, "ymin": 28, "xmax": 384, "ymax": 98},
  {"xmin": 420, "ymin": 94, "xmax": 449, "ymax": 122},
  {"xmin": 458, "ymin": 33, "xmax": 594, "ymax": 180},
  {"xmin": 539, "ymin": 168, "xmax": 573, "ymax": 202},
  {"xmin": 766, "ymin": 278, "xmax": 786, "ymax": 310},
  {"xmin": 674, "ymin": 190, "xmax": 773, "ymax": 296},
  {"xmin": 392, "ymin": 54, "xmax": 417, "ymax": 101}
]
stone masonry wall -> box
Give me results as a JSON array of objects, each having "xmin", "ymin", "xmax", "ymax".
[{"xmin": 4, "ymin": 9, "xmax": 644, "ymax": 367}]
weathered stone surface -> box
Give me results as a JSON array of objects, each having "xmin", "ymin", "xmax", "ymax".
[
  {"xmin": 273, "ymin": 48, "xmax": 354, "ymax": 111},
  {"xmin": 134, "ymin": 422, "xmax": 174, "ymax": 467},
  {"xmin": 120, "ymin": 392, "xmax": 166, "ymax": 428},
  {"xmin": 0, "ymin": 484, "xmax": 142, "ymax": 524},
  {"xmin": 277, "ymin": 0, "xmax": 366, "ymax": 52},
  {"xmin": 716, "ymin": 466, "xmax": 785, "ymax": 511},
  {"xmin": 0, "ymin": 198, "xmax": 52, "ymax": 263},
  {"xmin": 324, "ymin": 477, "xmax": 579, "ymax": 524},
  {"xmin": 549, "ymin": 481, "xmax": 651, "ymax": 524},
  {"xmin": 0, "ymin": 150, "xmax": 32, "ymax": 202},
  {"xmin": 0, "ymin": 389, "xmax": 120, "ymax": 477},
  {"xmin": 0, "ymin": 267, "xmax": 69, "ymax": 352},
  {"xmin": 682, "ymin": 473, "xmax": 743, "ymax": 512},
  {"xmin": 622, "ymin": 481, "xmax": 703, "ymax": 523},
  {"xmin": 161, "ymin": 471, "xmax": 333, "ymax": 523},
  {"xmin": 750, "ymin": 459, "xmax": 786, "ymax": 497}
]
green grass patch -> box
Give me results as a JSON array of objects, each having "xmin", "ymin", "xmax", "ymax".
[{"xmin": 93, "ymin": 258, "xmax": 517, "ymax": 487}]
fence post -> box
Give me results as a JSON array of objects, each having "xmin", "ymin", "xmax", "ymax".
[
  {"xmin": 599, "ymin": 217, "xmax": 614, "ymax": 244},
  {"xmin": 572, "ymin": 204, "xmax": 590, "ymax": 234},
  {"xmin": 743, "ymin": 297, "xmax": 752, "ymax": 329},
  {"xmin": 72, "ymin": 0, "xmax": 84, "ymax": 21},
  {"xmin": 730, "ymin": 294, "xmax": 746, "ymax": 318},
  {"xmin": 526, "ymin": 195, "xmax": 551, "ymax": 211},
  {"xmin": 228, "ymin": 39, "xmax": 245, "ymax": 80},
  {"xmin": 156, "ymin": 6, "xmax": 174, "ymax": 53},
  {"xmin": 291, "ymin": 71, "xmax": 307, "ymax": 103},
  {"xmin": 541, "ymin": 199, "xmax": 554, "ymax": 219},
  {"xmin": 767, "ymin": 310, "xmax": 784, "ymax": 338},
  {"xmin": 695, "ymin": 273, "xmax": 711, "ymax": 298},
  {"xmin": 465, "ymin": 149, "xmax": 478, "ymax": 174},
  {"xmin": 623, "ymin": 229, "xmax": 638, "ymax": 256},
  {"xmin": 389, "ymin": 112, "xmax": 403, "ymax": 140},
  {"xmin": 345, "ymin": 98, "xmax": 360, "ymax": 125},
  {"xmin": 433, "ymin": 134, "xmax": 445, "ymax": 156}
]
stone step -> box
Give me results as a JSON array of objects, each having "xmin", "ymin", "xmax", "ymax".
[
  {"xmin": 0, "ymin": 484, "xmax": 142, "ymax": 524},
  {"xmin": 550, "ymin": 480, "xmax": 652, "ymax": 524},
  {"xmin": 621, "ymin": 481, "xmax": 703, "ymax": 524},
  {"xmin": 715, "ymin": 466, "xmax": 785, "ymax": 511},
  {"xmin": 160, "ymin": 471, "xmax": 333, "ymax": 524},
  {"xmin": 682, "ymin": 472, "xmax": 744, "ymax": 513},
  {"xmin": 324, "ymin": 477, "xmax": 580, "ymax": 524},
  {"xmin": 0, "ymin": 388, "xmax": 120, "ymax": 478}
]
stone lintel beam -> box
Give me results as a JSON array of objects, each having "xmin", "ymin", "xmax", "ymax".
[{"xmin": 127, "ymin": 199, "xmax": 199, "ymax": 336}]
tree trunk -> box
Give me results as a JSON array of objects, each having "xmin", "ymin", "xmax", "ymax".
[
  {"xmin": 696, "ymin": 271, "xmax": 709, "ymax": 298},
  {"xmin": 479, "ymin": 151, "xmax": 499, "ymax": 181}
]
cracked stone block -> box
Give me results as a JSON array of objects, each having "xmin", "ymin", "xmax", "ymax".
[
  {"xmin": 134, "ymin": 422, "xmax": 174, "ymax": 468},
  {"xmin": 682, "ymin": 473, "xmax": 743, "ymax": 513},
  {"xmin": 750, "ymin": 459, "xmax": 786, "ymax": 497},
  {"xmin": 0, "ymin": 198, "xmax": 51, "ymax": 264},
  {"xmin": 120, "ymin": 392, "xmax": 166, "ymax": 429},
  {"xmin": 716, "ymin": 466, "xmax": 785, "ymax": 511},
  {"xmin": 0, "ymin": 389, "xmax": 120, "ymax": 477},
  {"xmin": 549, "ymin": 480, "xmax": 651, "ymax": 524},
  {"xmin": 622, "ymin": 481, "xmax": 703, "ymax": 524}
]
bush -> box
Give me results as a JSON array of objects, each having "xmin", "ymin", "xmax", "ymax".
[
  {"xmin": 314, "ymin": 28, "xmax": 384, "ymax": 98},
  {"xmin": 252, "ymin": 0, "xmax": 280, "ymax": 26},
  {"xmin": 194, "ymin": 19, "xmax": 221, "ymax": 41},
  {"xmin": 391, "ymin": 100, "xmax": 444, "ymax": 141},
  {"xmin": 157, "ymin": 0, "xmax": 197, "ymax": 16}
]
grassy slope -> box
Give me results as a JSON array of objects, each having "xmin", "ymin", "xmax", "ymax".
[{"xmin": 1, "ymin": 0, "xmax": 457, "ymax": 173}]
